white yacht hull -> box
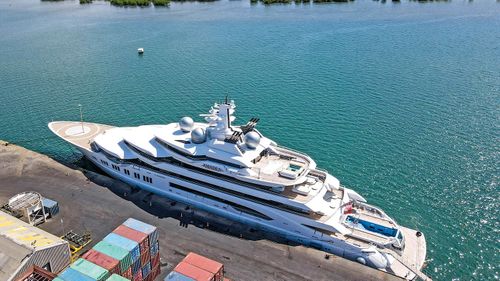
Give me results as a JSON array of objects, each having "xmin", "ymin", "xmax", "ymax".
[
  {"xmin": 79, "ymin": 147, "xmax": 401, "ymax": 275},
  {"xmin": 48, "ymin": 120, "xmax": 428, "ymax": 280}
]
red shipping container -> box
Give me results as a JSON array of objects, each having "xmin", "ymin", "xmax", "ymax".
[
  {"xmin": 122, "ymin": 266, "xmax": 133, "ymax": 280},
  {"xmin": 132, "ymin": 270, "xmax": 143, "ymax": 281},
  {"xmin": 140, "ymin": 250, "xmax": 150, "ymax": 267},
  {"xmin": 82, "ymin": 249, "xmax": 121, "ymax": 275},
  {"xmin": 174, "ymin": 261, "xmax": 214, "ymax": 281},
  {"xmin": 114, "ymin": 225, "xmax": 150, "ymax": 254},
  {"xmin": 183, "ymin": 253, "xmax": 224, "ymax": 281},
  {"xmin": 151, "ymin": 252, "xmax": 160, "ymax": 269},
  {"xmin": 143, "ymin": 273, "xmax": 154, "ymax": 281},
  {"xmin": 151, "ymin": 263, "xmax": 161, "ymax": 280}
]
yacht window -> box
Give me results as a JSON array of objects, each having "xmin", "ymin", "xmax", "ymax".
[
  {"xmin": 170, "ymin": 182, "xmax": 272, "ymax": 221},
  {"xmin": 101, "ymin": 154, "xmax": 313, "ymax": 218}
]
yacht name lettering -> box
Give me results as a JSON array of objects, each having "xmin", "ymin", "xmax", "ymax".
[{"xmin": 202, "ymin": 163, "xmax": 223, "ymax": 172}]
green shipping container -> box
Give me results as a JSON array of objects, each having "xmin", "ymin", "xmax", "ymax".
[
  {"xmin": 106, "ymin": 273, "xmax": 131, "ymax": 281},
  {"xmin": 71, "ymin": 258, "xmax": 110, "ymax": 281},
  {"xmin": 93, "ymin": 241, "xmax": 133, "ymax": 273}
]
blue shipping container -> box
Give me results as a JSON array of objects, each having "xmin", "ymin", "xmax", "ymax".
[
  {"xmin": 58, "ymin": 268, "xmax": 97, "ymax": 281},
  {"xmin": 131, "ymin": 259, "xmax": 141, "ymax": 275},
  {"xmin": 150, "ymin": 240, "xmax": 159, "ymax": 256},
  {"xmin": 164, "ymin": 271, "xmax": 196, "ymax": 281},
  {"xmin": 122, "ymin": 218, "xmax": 158, "ymax": 246},
  {"xmin": 103, "ymin": 233, "xmax": 141, "ymax": 263},
  {"xmin": 42, "ymin": 197, "xmax": 59, "ymax": 218},
  {"xmin": 141, "ymin": 261, "xmax": 151, "ymax": 278}
]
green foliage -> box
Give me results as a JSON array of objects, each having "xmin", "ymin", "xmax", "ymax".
[
  {"xmin": 79, "ymin": 0, "xmax": 92, "ymax": 4},
  {"xmin": 110, "ymin": 0, "xmax": 154, "ymax": 6},
  {"xmin": 261, "ymin": 0, "xmax": 290, "ymax": 4},
  {"xmin": 152, "ymin": 0, "xmax": 170, "ymax": 6},
  {"xmin": 312, "ymin": 0, "xmax": 350, "ymax": 2},
  {"xmin": 254, "ymin": 0, "xmax": 351, "ymax": 4}
]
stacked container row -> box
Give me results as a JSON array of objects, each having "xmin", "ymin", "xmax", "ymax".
[
  {"xmin": 111, "ymin": 218, "xmax": 161, "ymax": 281},
  {"xmin": 167, "ymin": 252, "xmax": 225, "ymax": 281},
  {"xmin": 56, "ymin": 218, "xmax": 159, "ymax": 281}
]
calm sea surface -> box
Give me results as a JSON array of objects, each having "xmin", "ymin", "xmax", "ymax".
[{"xmin": 0, "ymin": 0, "xmax": 499, "ymax": 280}]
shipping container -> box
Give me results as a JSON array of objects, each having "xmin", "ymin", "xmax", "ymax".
[
  {"xmin": 71, "ymin": 258, "xmax": 110, "ymax": 281},
  {"xmin": 151, "ymin": 263, "xmax": 161, "ymax": 281},
  {"xmin": 93, "ymin": 241, "xmax": 133, "ymax": 273},
  {"xmin": 174, "ymin": 262, "xmax": 214, "ymax": 281},
  {"xmin": 151, "ymin": 253, "xmax": 160, "ymax": 269},
  {"xmin": 183, "ymin": 253, "xmax": 223, "ymax": 281},
  {"xmin": 113, "ymin": 225, "xmax": 149, "ymax": 254},
  {"xmin": 104, "ymin": 233, "xmax": 141, "ymax": 263},
  {"xmin": 141, "ymin": 261, "xmax": 151, "ymax": 278},
  {"xmin": 106, "ymin": 273, "xmax": 131, "ymax": 281},
  {"xmin": 131, "ymin": 259, "xmax": 142, "ymax": 275},
  {"xmin": 83, "ymin": 249, "xmax": 121, "ymax": 275},
  {"xmin": 42, "ymin": 197, "xmax": 59, "ymax": 218},
  {"xmin": 132, "ymin": 270, "xmax": 143, "ymax": 281},
  {"xmin": 122, "ymin": 218, "xmax": 158, "ymax": 246},
  {"xmin": 150, "ymin": 240, "xmax": 159, "ymax": 256},
  {"xmin": 140, "ymin": 249, "xmax": 151, "ymax": 267},
  {"xmin": 58, "ymin": 267, "xmax": 98, "ymax": 281},
  {"xmin": 165, "ymin": 271, "xmax": 196, "ymax": 281},
  {"xmin": 122, "ymin": 267, "xmax": 133, "ymax": 280}
]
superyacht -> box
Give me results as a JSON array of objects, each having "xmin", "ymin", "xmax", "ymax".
[{"xmin": 49, "ymin": 99, "xmax": 430, "ymax": 280}]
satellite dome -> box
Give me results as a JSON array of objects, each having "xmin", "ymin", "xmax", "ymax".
[
  {"xmin": 244, "ymin": 131, "xmax": 260, "ymax": 149},
  {"xmin": 179, "ymin": 117, "xmax": 194, "ymax": 132},
  {"xmin": 191, "ymin": 128, "xmax": 206, "ymax": 144}
]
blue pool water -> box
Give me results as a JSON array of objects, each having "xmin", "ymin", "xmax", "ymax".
[
  {"xmin": 0, "ymin": 0, "xmax": 498, "ymax": 280},
  {"xmin": 346, "ymin": 215, "xmax": 398, "ymax": 237}
]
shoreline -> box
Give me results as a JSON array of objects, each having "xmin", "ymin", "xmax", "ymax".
[{"xmin": 39, "ymin": 0, "xmax": 453, "ymax": 7}]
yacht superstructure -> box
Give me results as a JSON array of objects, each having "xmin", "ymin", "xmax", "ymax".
[{"xmin": 49, "ymin": 100, "xmax": 430, "ymax": 280}]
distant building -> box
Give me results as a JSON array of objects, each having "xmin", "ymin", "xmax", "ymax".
[{"xmin": 0, "ymin": 211, "xmax": 71, "ymax": 281}]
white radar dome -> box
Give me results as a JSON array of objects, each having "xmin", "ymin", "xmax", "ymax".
[
  {"xmin": 244, "ymin": 131, "xmax": 261, "ymax": 149},
  {"xmin": 179, "ymin": 117, "xmax": 194, "ymax": 132},
  {"xmin": 191, "ymin": 128, "xmax": 206, "ymax": 144}
]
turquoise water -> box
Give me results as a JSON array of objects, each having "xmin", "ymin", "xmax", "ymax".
[{"xmin": 1, "ymin": 0, "xmax": 499, "ymax": 279}]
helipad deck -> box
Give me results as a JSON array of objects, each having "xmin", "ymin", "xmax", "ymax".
[{"xmin": 48, "ymin": 121, "xmax": 114, "ymax": 151}]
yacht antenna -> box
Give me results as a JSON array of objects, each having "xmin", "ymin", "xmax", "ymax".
[{"xmin": 78, "ymin": 104, "xmax": 84, "ymax": 133}]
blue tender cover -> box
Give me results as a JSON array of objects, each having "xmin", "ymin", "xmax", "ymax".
[{"xmin": 42, "ymin": 197, "xmax": 58, "ymax": 208}]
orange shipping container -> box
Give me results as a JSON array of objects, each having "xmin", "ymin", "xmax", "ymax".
[
  {"xmin": 175, "ymin": 261, "xmax": 214, "ymax": 281},
  {"xmin": 183, "ymin": 253, "xmax": 223, "ymax": 281}
]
